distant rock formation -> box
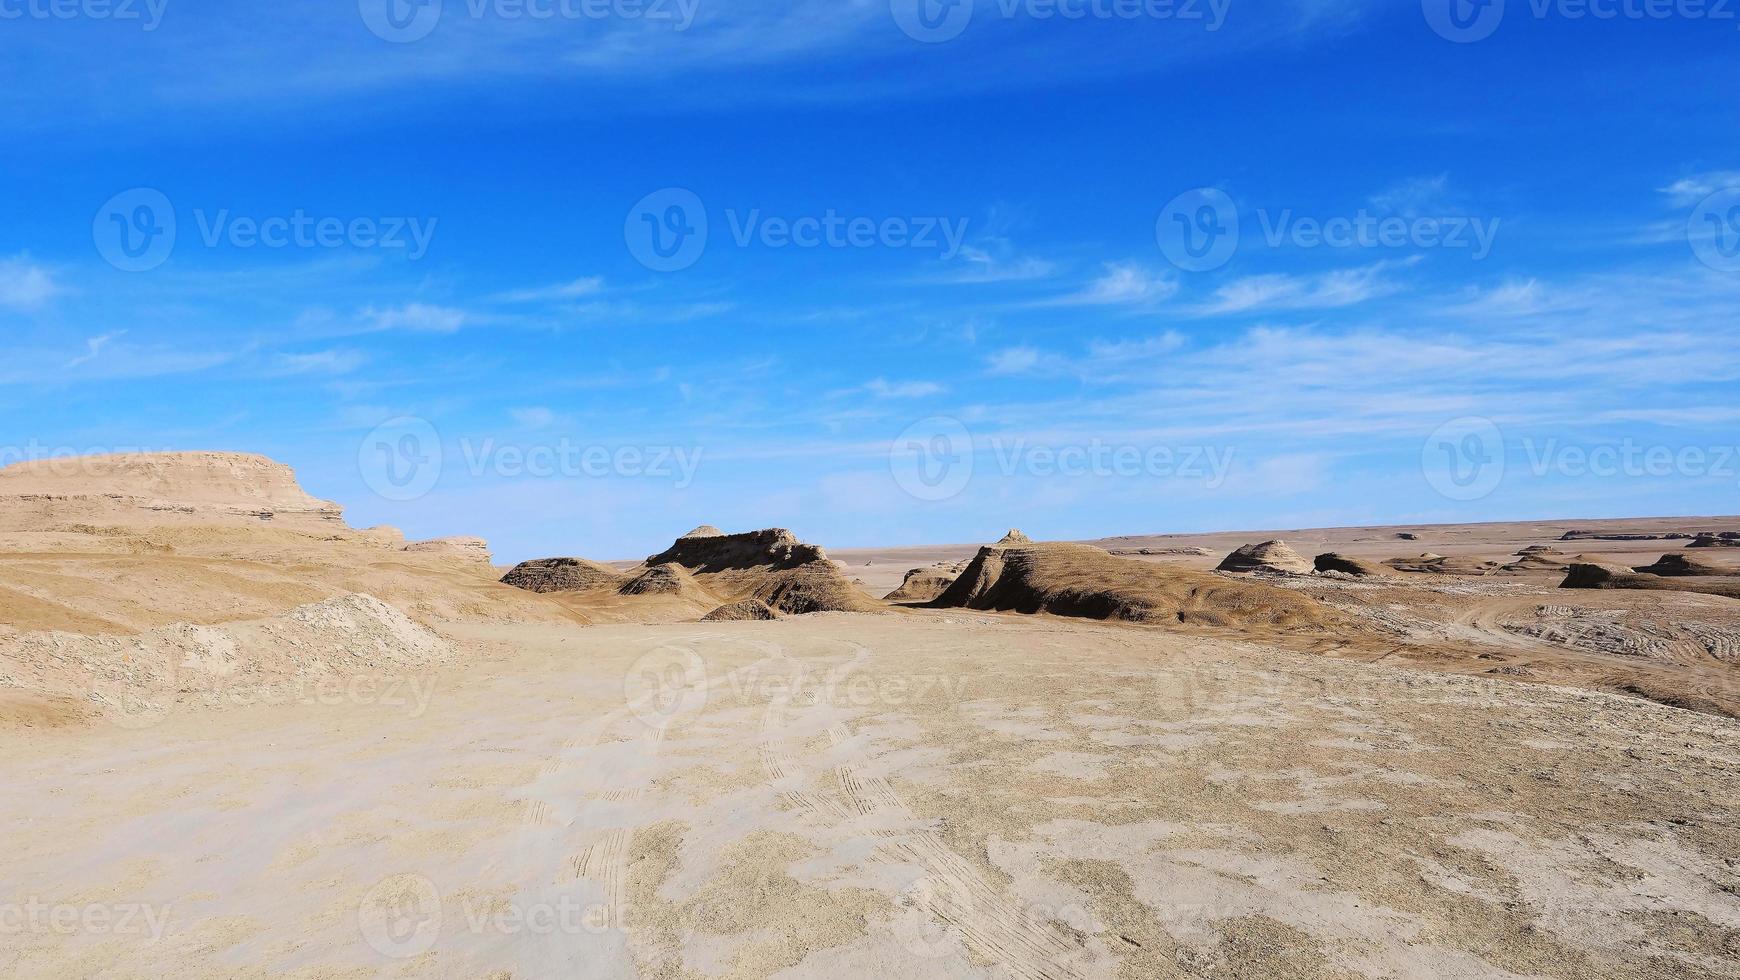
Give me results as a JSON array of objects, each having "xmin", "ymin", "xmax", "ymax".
[
  {"xmin": 1216, "ymin": 541, "xmax": 1313, "ymax": 575},
  {"xmin": 1561, "ymin": 563, "xmax": 1740, "ymax": 599},
  {"xmin": 1385, "ymin": 554, "xmax": 1500, "ymax": 576},
  {"xmin": 1632, "ymin": 554, "xmax": 1736, "ymax": 577},
  {"xmin": 641, "ymin": 528, "xmax": 875, "ymax": 615},
  {"xmin": 645, "ymin": 527, "xmax": 827, "ymax": 573},
  {"xmin": 0, "ymin": 452, "xmax": 344, "ymax": 530},
  {"xmin": 404, "ymin": 536, "xmax": 492, "ymax": 564},
  {"xmin": 931, "ymin": 541, "xmax": 1342, "ymax": 630},
  {"xmin": 996, "ymin": 529, "xmax": 1033, "ymax": 546},
  {"xmin": 884, "ymin": 562, "xmax": 967, "ymax": 604},
  {"xmin": 501, "ymin": 557, "xmax": 629, "ymax": 593},
  {"xmin": 1688, "ymin": 533, "xmax": 1740, "ymax": 548},
  {"xmin": 1314, "ymin": 553, "xmax": 1384, "ymax": 577}
]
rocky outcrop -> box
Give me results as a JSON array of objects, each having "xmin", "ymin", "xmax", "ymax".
[
  {"xmin": 884, "ymin": 562, "xmax": 967, "ymax": 604},
  {"xmin": 1313, "ymin": 553, "xmax": 1384, "ymax": 577},
  {"xmin": 645, "ymin": 527, "xmax": 827, "ymax": 573},
  {"xmin": 1561, "ymin": 563, "xmax": 1740, "ymax": 599},
  {"xmin": 501, "ymin": 557, "xmax": 629, "ymax": 593},
  {"xmin": 932, "ymin": 542, "xmax": 1342, "ymax": 631},
  {"xmin": 701, "ymin": 599, "xmax": 779, "ymax": 622},
  {"xmin": 1216, "ymin": 541, "xmax": 1313, "ymax": 575}
]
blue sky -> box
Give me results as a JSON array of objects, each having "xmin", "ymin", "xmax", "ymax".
[{"xmin": 3, "ymin": 0, "xmax": 1739, "ymax": 562}]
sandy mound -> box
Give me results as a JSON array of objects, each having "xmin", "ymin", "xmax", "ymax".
[
  {"xmin": 700, "ymin": 599, "xmax": 778, "ymax": 622},
  {"xmin": 1313, "ymin": 553, "xmax": 1384, "ymax": 576},
  {"xmin": 501, "ymin": 557, "xmax": 629, "ymax": 594},
  {"xmin": 1634, "ymin": 553, "xmax": 1737, "ymax": 577},
  {"xmin": 1561, "ymin": 563, "xmax": 1740, "ymax": 599},
  {"xmin": 996, "ymin": 529, "xmax": 1033, "ymax": 546},
  {"xmin": 1386, "ymin": 554, "xmax": 1500, "ymax": 576},
  {"xmin": 0, "ymin": 593, "xmax": 452, "ymax": 725},
  {"xmin": 681, "ymin": 524, "xmax": 725, "ymax": 538},
  {"xmin": 618, "ymin": 563, "xmax": 715, "ymax": 600},
  {"xmin": 884, "ymin": 562, "xmax": 967, "ymax": 603},
  {"xmin": 932, "ymin": 542, "xmax": 1342, "ymax": 630},
  {"xmin": 0, "ymin": 452, "xmax": 343, "ymax": 530},
  {"xmin": 637, "ymin": 527, "xmax": 876, "ymax": 615},
  {"xmin": 1216, "ymin": 540, "xmax": 1312, "ymax": 575}
]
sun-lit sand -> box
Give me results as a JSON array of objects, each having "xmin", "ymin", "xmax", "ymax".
[{"xmin": 3, "ymin": 453, "xmax": 1738, "ymax": 978}]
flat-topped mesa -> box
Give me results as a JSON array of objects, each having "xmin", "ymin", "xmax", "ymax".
[
  {"xmin": 0, "ymin": 451, "xmax": 345, "ymax": 530},
  {"xmin": 645, "ymin": 527, "xmax": 827, "ymax": 573}
]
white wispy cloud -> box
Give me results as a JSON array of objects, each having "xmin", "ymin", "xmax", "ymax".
[
  {"xmin": 1368, "ymin": 174, "xmax": 1450, "ymax": 216},
  {"xmin": 0, "ymin": 256, "xmax": 61, "ymax": 311},
  {"xmin": 986, "ymin": 346, "xmax": 1045, "ymax": 376},
  {"xmin": 364, "ymin": 303, "xmax": 469, "ymax": 333},
  {"xmin": 510, "ymin": 407, "xmax": 558, "ymax": 428},
  {"xmin": 934, "ymin": 244, "xmax": 1057, "ymax": 284},
  {"xmin": 1195, "ymin": 258, "xmax": 1417, "ymax": 315},
  {"xmin": 1041, "ymin": 262, "xmax": 1178, "ymax": 308},
  {"xmin": 66, "ymin": 331, "xmax": 124, "ymax": 368},
  {"xmin": 861, "ymin": 378, "xmax": 944, "ymax": 399},
  {"xmin": 1659, "ymin": 171, "xmax": 1740, "ymax": 208},
  {"xmin": 493, "ymin": 277, "xmax": 606, "ymax": 303},
  {"xmin": 272, "ymin": 349, "xmax": 367, "ymax": 375}
]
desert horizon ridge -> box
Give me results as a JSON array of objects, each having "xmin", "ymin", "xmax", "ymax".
[{"xmin": 3, "ymin": 449, "xmax": 1739, "ymax": 979}]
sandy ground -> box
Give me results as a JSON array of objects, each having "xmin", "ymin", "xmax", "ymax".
[{"xmin": 4, "ymin": 611, "xmax": 1739, "ymax": 979}]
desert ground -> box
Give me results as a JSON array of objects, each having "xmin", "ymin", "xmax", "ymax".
[{"xmin": 3, "ymin": 453, "xmax": 1739, "ymax": 979}]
